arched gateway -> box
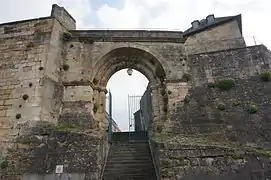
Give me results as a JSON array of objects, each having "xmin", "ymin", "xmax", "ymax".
[
  {"xmin": 1, "ymin": 4, "xmax": 271, "ymax": 180},
  {"xmin": 91, "ymin": 47, "xmax": 167, "ymax": 132}
]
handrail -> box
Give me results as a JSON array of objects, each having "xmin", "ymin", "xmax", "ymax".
[
  {"xmin": 148, "ymin": 135, "xmax": 160, "ymax": 180},
  {"xmin": 100, "ymin": 140, "xmax": 111, "ymax": 180}
]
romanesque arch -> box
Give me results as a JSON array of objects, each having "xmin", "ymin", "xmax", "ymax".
[
  {"xmin": 91, "ymin": 47, "xmax": 168, "ymax": 134},
  {"xmin": 92, "ymin": 47, "xmax": 166, "ymax": 89}
]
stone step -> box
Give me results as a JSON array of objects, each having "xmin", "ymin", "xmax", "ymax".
[
  {"xmin": 108, "ymin": 155, "xmax": 153, "ymax": 161},
  {"xmin": 109, "ymin": 144, "xmax": 150, "ymax": 149},
  {"xmin": 104, "ymin": 166, "xmax": 155, "ymax": 174},
  {"xmin": 111, "ymin": 141, "xmax": 149, "ymax": 146},
  {"xmin": 109, "ymin": 149, "xmax": 151, "ymax": 155},
  {"xmin": 103, "ymin": 132, "xmax": 156, "ymax": 180},
  {"xmin": 103, "ymin": 173, "xmax": 156, "ymax": 180},
  {"xmin": 105, "ymin": 161, "xmax": 153, "ymax": 167}
]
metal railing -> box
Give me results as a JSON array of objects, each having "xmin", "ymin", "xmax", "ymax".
[{"xmin": 128, "ymin": 95, "xmax": 142, "ymax": 133}]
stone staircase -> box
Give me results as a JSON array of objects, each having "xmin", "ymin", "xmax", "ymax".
[{"xmin": 102, "ymin": 131, "xmax": 157, "ymax": 180}]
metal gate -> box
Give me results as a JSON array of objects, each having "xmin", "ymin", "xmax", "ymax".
[
  {"xmin": 127, "ymin": 95, "xmax": 142, "ymax": 132},
  {"xmin": 106, "ymin": 90, "xmax": 113, "ymax": 143}
]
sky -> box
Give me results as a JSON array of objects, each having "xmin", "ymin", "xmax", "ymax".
[{"xmin": 0, "ymin": 0, "xmax": 270, "ymax": 131}]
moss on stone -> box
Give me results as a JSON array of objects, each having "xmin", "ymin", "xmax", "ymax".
[
  {"xmin": 169, "ymin": 155, "xmax": 184, "ymax": 162},
  {"xmin": 55, "ymin": 123, "xmax": 80, "ymax": 132},
  {"xmin": 245, "ymin": 149, "xmax": 271, "ymax": 157},
  {"xmin": 162, "ymin": 159, "xmax": 173, "ymax": 168},
  {"xmin": 232, "ymin": 99, "xmax": 241, "ymax": 106},
  {"xmin": 229, "ymin": 153, "xmax": 245, "ymax": 159}
]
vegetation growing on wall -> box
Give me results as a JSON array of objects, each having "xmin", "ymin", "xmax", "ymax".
[
  {"xmin": 207, "ymin": 78, "xmax": 235, "ymax": 90},
  {"xmin": 260, "ymin": 71, "xmax": 271, "ymax": 82},
  {"xmin": 55, "ymin": 123, "xmax": 79, "ymax": 131},
  {"xmin": 0, "ymin": 159, "xmax": 8, "ymax": 169},
  {"xmin": 216, "ymin": 78, "xmax": 235, "ymax": 90},
  {"xmin": 16, "ymin": 114, "xmax": 22, "ymax": 119},
  {"xmin": 62, "ymin": 31, "xmax": 72, "ymax": 41},
  {"xmin": 232, "ymin": 99, "xmax": 241, "ymax": 106},
  {"xmin": 183, "ymin": 95, "xmax": 190, "ymax": 104},
  {"xmin": 247, "ymin": 104, "xmax": 258, "ymax": 114},
  {"xmin": 217, "ymin": 103, "xmax": 226, "ymax": 111}
]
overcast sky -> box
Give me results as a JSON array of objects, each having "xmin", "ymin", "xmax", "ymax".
[{"xmin": 0, "ymin": 0, "xmax": 270, "ymax": 131}]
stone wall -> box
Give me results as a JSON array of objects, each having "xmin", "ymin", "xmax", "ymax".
[
  {"xmin": 1, "ymin": 121, "xmax": 108, "ymax": 180},
  {"xmin": 149, "ymin": 45, "xmax": 271, "ymax": 179},
  {"xmin": 150, "ymin": 138, "xmax": 271, "ymax": 180},
  {"xmin": 0, "ymin": 18, "xmax": 55, "ymax": 157},
  {"xmin": 184, "ymin": 20, "xmax": 245, "ymax": 54}
]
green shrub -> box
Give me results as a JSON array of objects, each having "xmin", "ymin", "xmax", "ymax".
[
  {"xmin": 0, "ymin": 160, "xmax": 8, "ymax": 169},
  {"xmin": 62, "ymin": 31, "xmax": 72, "ymax": 41},
  {"xmin": 207, "ymin": 82, "xmax": 216, "ymax": 88},
  {"xmin": 216, "ymin": 78, "xmax": 235, "ymax": 90},
  {"xmin": 183, "ymin": 95, "xmax": 190, "ymax": 104},
  {"xmin": 260, "ymin": 71, "xmax": 271, "ymax": 82},
  {"xmin": 248, "ymin": 104, "xmax": 258, "ymax": 114},
  {"xmin": 217, "ymin": 103, "xmax": 226, "ymax": 111}
]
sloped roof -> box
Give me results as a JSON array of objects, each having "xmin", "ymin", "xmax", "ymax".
[{"xmin": 183, "ymin": 14, "xmax": 242, "ymax": 37}]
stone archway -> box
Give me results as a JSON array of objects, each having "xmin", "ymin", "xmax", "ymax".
[{"xmin": 91, "ymin": 47, "xmax": 168, "ymax": 136}]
